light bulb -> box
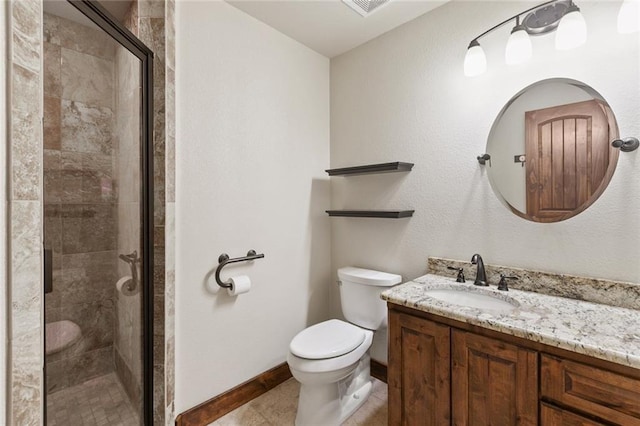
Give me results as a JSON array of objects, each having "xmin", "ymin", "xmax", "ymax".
[
  {"xmin": 505, "ymin": 25, "xmax": 532, "ymax": 65},
  {"xmin": 555, "ymin": 4, "xmax": 587, "ymax": 50},
  {"xmin": 618, "ymin": 0, "xmax": 640, "ymax": 34},
  {"xmin": 464, "ymin": 40, "xmax": 487, "ymax": 77}
]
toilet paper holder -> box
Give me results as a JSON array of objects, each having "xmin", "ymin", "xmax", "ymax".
[{"xmin": 215, "ymin": 249, "xmax": 265, "ymax": 288}]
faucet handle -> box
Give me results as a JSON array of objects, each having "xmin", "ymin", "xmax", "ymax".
[
  {"xmin": 497, "ymin": 274, "xmax": 518, "ymax": 291},
  {"xmin": 447, "ymin": 266, "xmax": 466, "ymax": 283}
]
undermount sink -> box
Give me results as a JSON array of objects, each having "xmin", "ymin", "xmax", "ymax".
[{"xmin": 425, "ymin": 288, "xmax": 519, "ymax": 312}]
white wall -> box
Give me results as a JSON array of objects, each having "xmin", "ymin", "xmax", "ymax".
[
  {"xmin": 175, "ymin": 0, "xmax": 331, "ymax": 412},
  {"xmin": 331, "ymin": 0, "xmax": 640, "ymax": 362}
]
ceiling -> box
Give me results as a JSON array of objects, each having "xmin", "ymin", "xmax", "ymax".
[{"xmin": 226, "ymin": 0, "xmax": 448, "ymax": 58}]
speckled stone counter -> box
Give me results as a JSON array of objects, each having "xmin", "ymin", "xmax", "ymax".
[{"xmin": 381, "ymin": 274, "xmax": 640, "ymax": 370}]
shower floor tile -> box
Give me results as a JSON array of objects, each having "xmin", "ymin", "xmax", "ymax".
[
  {"xmin": 46, "ymin": 372, "xmax": 139, "ymax": 426},
  {"xmin": 209, "ymin": 377, "xmax": 388, "ymax": 426}
]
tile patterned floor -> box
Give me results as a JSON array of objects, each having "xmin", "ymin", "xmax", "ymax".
[
  {"xmin": 209, "ymin": 377, "xmax": 388, "ymax": 426},
  {"xmin": 46, "ymin": 372, "xmax": 140, "ymax": 426}
]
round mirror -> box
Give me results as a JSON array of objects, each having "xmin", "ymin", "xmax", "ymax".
[{"xmin": 486, "ymin": 78, "xmax": 619, "ymax": 223}]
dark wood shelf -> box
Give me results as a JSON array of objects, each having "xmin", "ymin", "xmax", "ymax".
[
  {"xmin": 325, "ymin": 162, "xmax": 414, "ymax": 176},
  {"xmin": 326, "ymin": 210, "xmax": 415, "ymax": 219}
]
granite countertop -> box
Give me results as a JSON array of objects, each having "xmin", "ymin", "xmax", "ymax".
[{"xmin": 381, "ymin": 274, "xmax": 640, "ymax": 370}]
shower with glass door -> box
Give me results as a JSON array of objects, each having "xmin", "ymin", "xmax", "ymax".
[{"xmin": 42, "ymin": 1, "xmax": 154, "ymax": 424}]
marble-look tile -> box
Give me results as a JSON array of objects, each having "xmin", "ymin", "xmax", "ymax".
[
  {"xmin": 165, "ymin": 0, "xmax": 175, "ymax": 71},
  {"xmin": 44, "ymin": 150, "xmax": 62, "ymax": 202},
  {"xmin": 428, "ymin": 257, "xmax": 640, "ymax": 311},
  {"xmin": 154, "ymin": 246, "xmax": 165, "ymax": 295},
  {"xmin": 65, "ymin": 346, "xmax": 114, "ymax": 388},
  {"xmin": 114, "ymin": 347, "xmax": 142, "ymax": 409},
  {"xmin": 61, "ymin": 251, "xmax": 117, "ymax": 306},
  {"xmin": 164, "ymin": 335, "xmax": 175, "ymax": 423},
  {"xmin": 343, "ymin": 392, "xmax": 387, "ymax": 426},
  {"xmin": 165, "ymin": 203, "xmax": 175, "ymax": 272},
  {"xmin": 44, "ymin": 96, "xmax": 61, "ymax": 149},
  {"xmin": 210, "ymin": 404, "xmax": 270, "ymax": 426},
  {"xmin": 154, "ymin": 364, "xmax": 165, "ymax": 425},
  {"xmin": 12, "ymin": 328, "xmax": 42, "ymax": 425},
  {"xmin": 165, "ymin": 270, "xmax": 175, "ymax": 333},
  {"xmin": 44, "ymin": 43, "xmax": 61, "ymax": 98},
  {"xmin": 11, "ymin": 64, "xmax": 42, "ymax": 201},
  {"xmin": 12, "ymin": 0, "xmax": 41, "ymax": 73},
  {"xmin": 116, "ymin": 203, "xmax": 141, "ymax": 268},
  {"xmin": 250, "ymin": 379, "xmax": 299, "ymax": 425},
  {"xmin": 165, "ymin": 67, "xmax": 175, "ymax": 203},
  {"xmin": 139, "ymin": 0, "xmax": 165, "ymax": 18},
  {"xmin": 115, "ymin": 290, "xmax": 143, "ymax": 380},
  {"xmin": 61, "ymin": 204, "xmax": 116, "ymax": 254},
  {"xmin": 61, "ymin": 299, "xmax": 115, "ymax": 354},
  {"xmin": 61, "ymin": 48, "xmax": 114, "ymax": 108},
  {"xmin": 44, "ymin": 13, "xmax": 61, "ymax": 45},
  {"xmin": 11, "ymin": 201, "xmax": 42, "ymax": 334},
  {"xmin": 46, "ymin": 358, "xmax": 68, "ymax": 394},
  {"xmin": 55, "ymin": 14, "xmax": 117, "ymax": 61},
  {"xmin": 154, "ymin": 294, "xmax": 164, "ymax": 333},
  {"xmin": 46, "ymin": 372, "xmax": 139, "ymax": 424},
  {"xmin": 61, "ymin": 100, "xmax": 114, "ymax": 155},
  {"xmin": 60, "ymin": 152, "xmax": 115, "ymax": 203}
]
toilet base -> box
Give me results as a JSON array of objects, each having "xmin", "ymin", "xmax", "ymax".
[{"xmin": 294, "ymin": 354, "xmax": 373, "ymax": 426}]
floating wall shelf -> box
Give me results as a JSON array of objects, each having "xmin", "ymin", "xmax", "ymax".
[
  {"xmin": 326, "ymin": 210, "xmax": 415, "ymax": 219},
  {"xmin": 325, "ymin": 162, "xmax": 414, "ymax": 177}
]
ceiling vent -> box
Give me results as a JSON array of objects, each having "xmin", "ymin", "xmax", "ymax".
[{"xmin": 342, "ymin": 0, "xmax": 392, "ymax": 17}]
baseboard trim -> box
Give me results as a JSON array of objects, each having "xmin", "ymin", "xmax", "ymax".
[
  {"xmin": 175, "ymin": 363, "xmax": 292, "ymax": 426},
  {"xmin": 371, "ymin": 359, "xmax": 387, "ymax": 383}
]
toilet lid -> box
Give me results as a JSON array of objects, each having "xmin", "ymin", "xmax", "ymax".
[{"xmin": 289, "ymin": 319, "xmax": 366, "ymax": 360}]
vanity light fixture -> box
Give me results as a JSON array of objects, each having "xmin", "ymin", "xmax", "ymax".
[
  {"xmin": 464, "ymin": 0, "xmax": 586, "ymax": 77},
  {"xmin": 555, "ymin": 1, "xmax": 587, "ymax": 50},
  {"xmin": 505, "ymin": 17, "xmax": 533, "ymax": 65},
  {"xmin": 617, "ymin": 0, "xmax": 640, "ymax": 34}
]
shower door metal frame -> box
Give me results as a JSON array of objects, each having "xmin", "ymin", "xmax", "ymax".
[{"xmin": 62, "ymin": 1, "xmax": 155, "ymax": 424}]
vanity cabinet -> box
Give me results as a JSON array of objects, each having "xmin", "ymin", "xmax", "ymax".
[
  {"xmin": 388, "ymin": 306, "xmax": 640, "ymax": 426},
  {"xmin": 451, "ymin": 330, "xmax": 538, "ymax": 425},
  {"xmin": 388, "ymin": 311, "xmax": 450, "ymax": 425}
]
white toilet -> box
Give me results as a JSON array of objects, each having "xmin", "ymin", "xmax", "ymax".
[{"xmin": 287, "ymin": 267, "xmax": 401, "ymax": 426}]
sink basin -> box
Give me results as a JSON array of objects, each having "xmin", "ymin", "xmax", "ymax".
[{"xmin": 425, "ymin": 288, "xmax": 519, "ymax": 311}]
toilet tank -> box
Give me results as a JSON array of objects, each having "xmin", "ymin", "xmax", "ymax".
[{"xmin": 338, "ymin": 267, "xmax": 402, "ymax": 330}]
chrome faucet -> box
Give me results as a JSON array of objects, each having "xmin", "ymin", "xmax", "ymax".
[{"xmin": 471, "ymin": 254, "xmax": 488, "ymax": 286}]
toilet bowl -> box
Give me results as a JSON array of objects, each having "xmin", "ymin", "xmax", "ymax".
[{"xmin": 287, "ymin": 267, "xmax": 401, "ymax": 426}]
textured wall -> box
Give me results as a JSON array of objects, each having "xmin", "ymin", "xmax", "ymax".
[
  {"xmin": 330, "ymin": 1, "xmax": 640, "ymax": 363},
  {"xmin": 175, "ymin": 0, "xmax": 331, "ymax": 413}
]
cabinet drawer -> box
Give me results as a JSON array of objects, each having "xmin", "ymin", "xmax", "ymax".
[
  {"xmin": 541, "ymin": 355, "xmax": 640, "ymax": 425},
  {"xmin": 541, "ymin": 403, "xmax": 606, "ymax": 426}
]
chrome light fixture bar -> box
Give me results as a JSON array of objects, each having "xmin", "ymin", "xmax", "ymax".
[{"xmin": 464, "ymin": 0, "xmax": 585, "ymax": 77}]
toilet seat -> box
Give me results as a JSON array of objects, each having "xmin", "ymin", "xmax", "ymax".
[{"xmin": 290, "ymin": 319, "xmax": 365, "ymax": 360}]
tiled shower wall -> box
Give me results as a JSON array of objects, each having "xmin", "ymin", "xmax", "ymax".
[
  {"xmin": 43, "ymin": 13, "xmax": 118, "ymax": 393},
  {"xmin": 123, "ymin": 0, "xmax": 169, "ymax": 423},
  {"xmin": 114, "ymin": 2, "xmax": 143, "ymax": 410},
  {"xmin": 7, "ymin": 0, "xmax": 176, "ymax": 423}
]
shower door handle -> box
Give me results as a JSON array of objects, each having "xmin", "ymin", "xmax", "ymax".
[{"xmin": 44, "ymin": 249, "xmax": 53, "ymax": 294}]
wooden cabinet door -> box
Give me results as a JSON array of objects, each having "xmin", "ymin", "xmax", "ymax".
[
  {"xmin": 452, "ymin": 330, "xmax": 538, "ymax": 426},
  {"xmin": 541, "ymin": 403, "xmax": 607, "ymax": 426},
  {"xmin": 524, "ymin": 99, "xmax": 616, "ymax": 222},
  {"xmin": 388, "ymin": 310, "xmax": 451, "ymax": 425}
]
